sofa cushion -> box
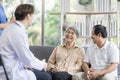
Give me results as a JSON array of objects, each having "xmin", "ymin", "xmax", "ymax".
[{"xmin": 29, "ymin": 46, "xmax": 54, "ymax": 61}]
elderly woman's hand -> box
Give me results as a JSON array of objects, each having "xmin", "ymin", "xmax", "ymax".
[{"xmin": 57, "ymin": 67, "xmax": 68, "ymax": 72}]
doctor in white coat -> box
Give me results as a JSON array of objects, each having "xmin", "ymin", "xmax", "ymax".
[{"xmin": 0, "ymin": 4, "xmax": 52, "ymax": 80}]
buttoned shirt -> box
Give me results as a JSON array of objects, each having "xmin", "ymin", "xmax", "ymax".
[
  {"xmin": 0, "ymin": 5, "xmax": 8, "ymax": 36},
  {"xmin": 47, "ymin": 44, "xmax": 85, "ymax": 75},
  {"xmin": 83, "ymin": 40, "xmax": 119, "ymax": 75},
  {"xmin": 0, "ymin": 21, "xmax": 45, "ymax": 80}
]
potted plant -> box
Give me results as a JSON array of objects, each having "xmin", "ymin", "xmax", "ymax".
[{"xmin": 79, "ymin": 0, "xmax": 92, "ymax": 6}]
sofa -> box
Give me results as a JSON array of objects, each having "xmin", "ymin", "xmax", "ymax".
[
  {"xmin": 29, "ymin": 46, "xmax": 55, "ymax": 61},
  {"xmin": 0, "ymin": 46, "xmax": 119, "ymax": 80},
  {"xmin": 29, "ymin": 46, "xmax": 120, "ymax": 79},
  {"xmin": 29, "ymin": 46, "xmax": 89, "ymax": 61}
]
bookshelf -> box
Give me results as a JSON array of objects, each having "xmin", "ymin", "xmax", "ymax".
[{"xmin": 50, "ymin": 11, "xmax": 119, "ymax": 45}]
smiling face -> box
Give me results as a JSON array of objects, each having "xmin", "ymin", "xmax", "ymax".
[
  {"xmin": 91, "ymin": 25, "xmax": 108, "ymax": 48},
  {"xmin": 65, "ymin": 28, "xmax": 77, "ymax": 43},
  {"xmin": 91, "ymin": 29, "xmax": 100, "ymax": 44}
]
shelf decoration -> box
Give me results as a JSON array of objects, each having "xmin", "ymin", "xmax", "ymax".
[
  {"xmin": 79, "ymin": 0, "xmax": 92, "ymax": 6},
  {"xmin": 62, "ymin": 23, "xmax": 68, "ymax": 31}
]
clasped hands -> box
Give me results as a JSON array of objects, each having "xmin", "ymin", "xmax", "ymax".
[
  {"xmin": 50, "ymin": 67, "xmax": 68, "ymax": 72},
  {"xmin": 84, "ymin": 68, "xmax": 101, "ymax": 80}
]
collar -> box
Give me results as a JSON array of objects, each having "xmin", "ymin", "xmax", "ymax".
[
  {"xmin": 63, "ymin": 43, "xmax": 79, "ymax": 48},
  {"xmin": 15, "ymin": 21, "xmax": 24, "ymax": 28},
  {"xmin": 14, "ymin": 21, "xmax": 27, "ymax": 34},
  {"xmin": 94, "ymin": 39, "xmax": 108, "ymax": 50}
]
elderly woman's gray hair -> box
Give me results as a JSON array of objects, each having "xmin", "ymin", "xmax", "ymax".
[{"xmin": 66, "ymin": 25, "xmax": 79, "ymax": 37}]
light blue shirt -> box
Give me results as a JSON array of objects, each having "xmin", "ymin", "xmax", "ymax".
[
  {"xmin": 0, "ymin": 5, "xmax": 8, "ymax": 36},
  {"xmin": 0, "ymin": 21, "xmax": 45, "ymax": 80}
]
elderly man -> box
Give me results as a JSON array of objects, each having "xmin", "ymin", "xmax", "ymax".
[{"xmin": 72, "ymin": 25, "xmax": 119, "ymax": 80}]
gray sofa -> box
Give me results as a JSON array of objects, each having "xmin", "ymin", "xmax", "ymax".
[
  {"xmin": 29, "ymin": 46, "xmax": 88, "ymax": 61},
  {"xmin": 30, "ymin": 46, "xmax": 120, "ymax": 79},
  {"xmin": 0, "ymin": 46, "xmax": 119, "ymax": 80},
  {"xmin": 30, "ymin": 46, "xmax": 55, "ymax": 61}
]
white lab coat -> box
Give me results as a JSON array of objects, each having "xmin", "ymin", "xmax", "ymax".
[{"xmin": 0, "ymin": 21, "xmax": 45, "ymax": 80}]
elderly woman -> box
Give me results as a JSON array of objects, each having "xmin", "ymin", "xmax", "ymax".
[{"xmin": 46, "ymin": 25, "xmax": 85, "ymax": 80}]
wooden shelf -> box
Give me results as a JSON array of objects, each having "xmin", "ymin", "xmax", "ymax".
[
  {"xmin": 62, "ymin": 35, "xmax": 117, "ymax": 38},
  {"xmin": 50, "ymin": 11, "xmax": 119, "ymax": 15},
  {"xmin": 50, "ymin": 11, "xmax": 119, "ymax": 44}
]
